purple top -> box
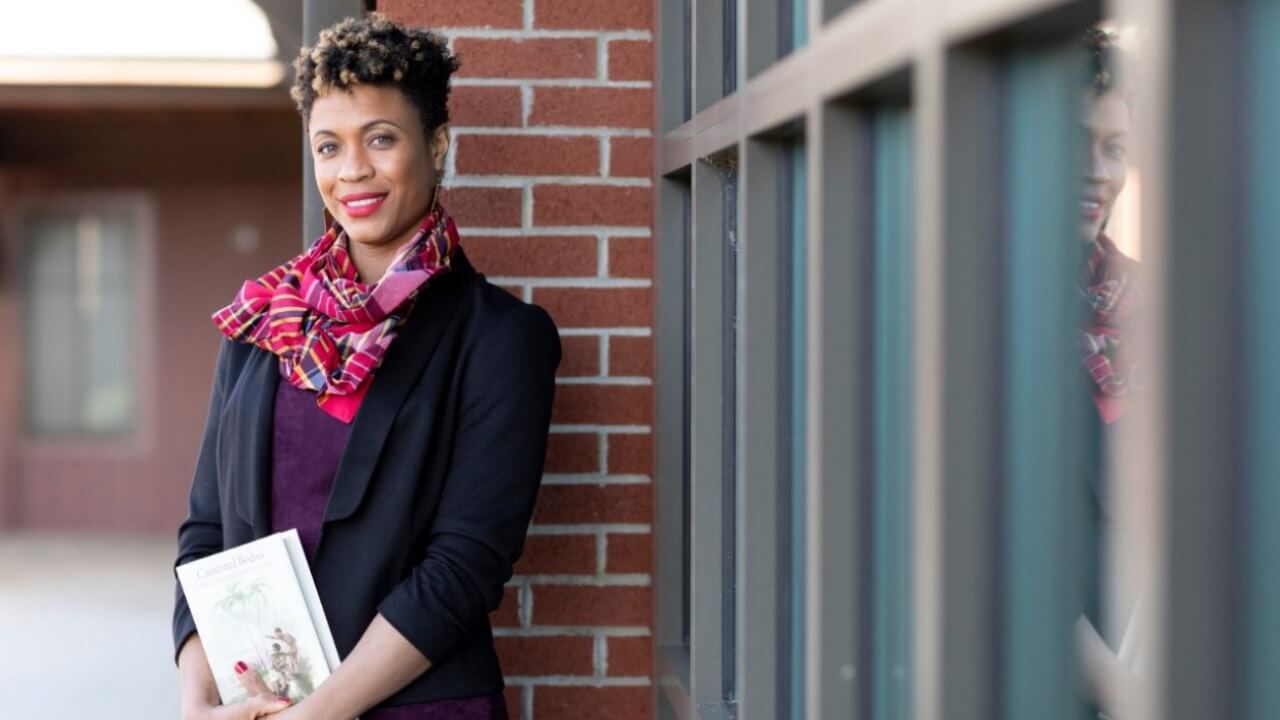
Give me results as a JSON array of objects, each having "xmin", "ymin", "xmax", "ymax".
[{"xmin": 270, "ymin": 380, "xmax": 508, "ymax": 719}]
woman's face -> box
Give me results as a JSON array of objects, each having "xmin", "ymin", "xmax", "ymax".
[
  {"xmin": 308, "ymin": 83, "xmax": 449, "ymax": 253},
  {"xmin": 1081, "ymin": 90, "xmax": 1131, "ymax": 241}
]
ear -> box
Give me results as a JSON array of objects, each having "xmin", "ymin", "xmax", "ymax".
[{"xmin": 431, "ymin": 124, "xmax": 451, "ymax": 172}]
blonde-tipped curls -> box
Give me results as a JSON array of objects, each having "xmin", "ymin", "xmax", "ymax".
[{"xmin": 290, "ymin": 13, "xmax": 460, "ymax": 138}]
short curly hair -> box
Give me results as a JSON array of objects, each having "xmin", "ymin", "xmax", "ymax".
[
  {"xmin": 1083, "ymin": 27, "xmax": 1128, "ymax": 99},
  {"xmin": 290, "ymin": 13, "xmax": 461, "ymax": 140}
]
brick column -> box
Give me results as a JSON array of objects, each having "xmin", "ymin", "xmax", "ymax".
[{"xmin": 378, "ymin": 2, "xmax": 655, "ymax": 718}]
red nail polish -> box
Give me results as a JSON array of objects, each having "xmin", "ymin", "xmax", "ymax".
[
  {"xmin": 278, "ymin": 696, "xmax": 291, "ymax": 704},
  {"xmin": 234, "ymin": 661, "xmax": 248, "ymax": 674}
]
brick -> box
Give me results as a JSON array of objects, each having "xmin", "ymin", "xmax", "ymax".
[
  {"xmin": 533, "ymin": 484, "xmax": 652, "ymax": 524},
  {"xmin": 531, "ymin": 585, "xmax": 651, "ymax": 625},
  {"xmin": 495, "ymin": 635, "xmax": 595, "ymax": 676},
  {"xmin": 607, "ymin": 236, "xmax": 652, "ymax": 278},
  {"xmin": 608, "ymin": 335, "xmax": 652, "ymax": 377},
  {"xmin": 607, "ymin": 433, "xmax": 651, "ymax": 475},
  {"xmin": 498, "ymin": 283, "xmax": 526, "ymax": 300},
  {"xmin": 551, "ymin": 384, "xmax": 651, "ymax": 424},
  {"xmin": 544, "ymin": 432, "xmax": 600, "ymax": 473},
  {"xmin": 504, "ymin": 686, "xmax": 523, "ymax": 720},
  {"xmin": 605, "ymin": 532, "xmax": 652, "ymax": 575},
  {"xmin": 606, "ymin": 635, "xmax": 652, "ymax": 676},
  {"xmin": 465, "ymin": 235, "xmax": 598, "ymax": 277},
  {"xmin": 438, "ymin": 186, "xmax": 522, "ymax": 227},
  {"xmin": 608, "ymin": 136, "xmax": 653, "ymax": 177},
  {"xmin": 381, "ymin": 0, "xmax": 523, "ymax": 29},
  {"xmin": 607, "ymin": 40, "xmax": 653, "ymax": 81},
  {"xmin": 535, "ymin": 287, "xmax": 651, "ymax": 328},
  {"xmin": 455, "ymin": 37, "xmax": 597, "ymax": 79},
  {"xmin": 456, "ymin": 135, "xmax": 599, "ymax": 176},
  {"xmin": 558, "ymin": 334, "xmax": 601, "ymax": 377},
  {"xmin": 491, "ymin": 585, "xmax": 521, "ymax": 627},
  {"xmin": 531, "ymin": 87, "xmax": 654, "ymax": 128},
  {"xmin": 535, "ymin": 686, "xmax": 652, "ymax": 720},
  {"xmin": 534, "ymin": 185, "xmax": 651, "ymax": 227},
  {"xmin": 449, "ymin": 86, "xmax": 522, "ymax": 127},
  {"xmin": 534, "ymin": 0, "xmax": 653, "ymax": 30},
  {"xmin": 515, "ymin": 533, "xmax": 597, "ymax": 575}
]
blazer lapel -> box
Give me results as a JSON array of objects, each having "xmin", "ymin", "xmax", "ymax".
[
  {"xmin": 229, "ymin": 345, "xmax": 279, "ymax": 537},
  {"xmin": 322, "ymin": 249, "xmax": 475, "ymax": 524}
]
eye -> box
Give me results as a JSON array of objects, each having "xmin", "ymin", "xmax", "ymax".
[
  {"xmin": 1104, "ymin": 142, "xmax": 1127, "ymax": 161},
  {"xmin": 316, "ymin": 141, "xmax": 337, "ymax": 155},
  {"xmin": 370, "ymin": 134, "xmax": 394, "ymax": 147}
]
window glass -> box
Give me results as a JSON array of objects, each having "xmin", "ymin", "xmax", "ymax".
[
  {"xmin": 1243, "ymin": 3, "xmax": 1280, "ymax": 717},
  {"xmin": 870, "ymin": 104, "xmax": 914, "ymax": 720},
  {"xmin": 1001, "ymin": 38, "xmax": 1094, "ymax": 719},
  {"xmin": 24, "ymin": 208, "xmax": 137, "ymax": 436}
]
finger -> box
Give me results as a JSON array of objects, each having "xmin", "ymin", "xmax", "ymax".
[
  {"xmin": 232, "ymin": 660, "xmax": 274, "ymax": 698},
  {"xmin": 246, "ymin": 694, "xmax": 292, "ymax": 718}
]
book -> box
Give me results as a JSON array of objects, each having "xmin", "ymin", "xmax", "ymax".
[{"xmin": 177, "ymin": 529, "xmax": 341, "ymax": 706}]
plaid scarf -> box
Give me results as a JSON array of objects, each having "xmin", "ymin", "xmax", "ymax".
[
  {"xmin": 1080, "ymin": 233, "xmax": 1137, "ymax": 424},
  {"xmin": 212, "ymin": 200, "xmax": 459, "ymax": 423}
]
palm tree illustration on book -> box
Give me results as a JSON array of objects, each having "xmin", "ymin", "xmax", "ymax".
[{"xmin": 215, "ymin": 581, "xmax": 318, "ymax": 702}]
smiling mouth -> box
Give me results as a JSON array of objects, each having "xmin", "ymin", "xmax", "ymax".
[{"xmin": 341, "ymin": 194, "xmax": 388, "ymax": 217}]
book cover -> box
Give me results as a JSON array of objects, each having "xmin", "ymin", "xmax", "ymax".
[{"xmin": 177, "ymin": 530, "xmax": 340, "ymax": 705}]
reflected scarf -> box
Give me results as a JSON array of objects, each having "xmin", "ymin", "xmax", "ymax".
[
  {"xmin": 1080, "ymin": 233, "xmax": 1138, "ymax": 424},
  {"xmin": 212, "ymin": 200, "xmax": 459, "ymax": 423}
]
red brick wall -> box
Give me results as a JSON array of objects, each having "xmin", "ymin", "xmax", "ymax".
[{"xmin": 378, "ymin": 2, "xmax": 655, "ymax": 718}]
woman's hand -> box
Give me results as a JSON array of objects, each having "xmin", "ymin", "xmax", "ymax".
[{"xmin": 179, "ymin": 660, "xmax": 292, "ymax": 720}]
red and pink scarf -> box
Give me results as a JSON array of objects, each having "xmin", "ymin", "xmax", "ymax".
[
  {"xmin": 1081, "ymin": 233, "xmax": 1138, "ymax": 424},
  {"xmin": 212, "ymin": 200, "xmax": 459, "ymax": 423}
]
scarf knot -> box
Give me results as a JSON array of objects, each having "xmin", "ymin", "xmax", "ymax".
[{"xmin": 213, "ymin": 200, "xmax": 459, "ymax": 423}]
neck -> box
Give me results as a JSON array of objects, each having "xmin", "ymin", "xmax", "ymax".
[{"xmin": 349, "ymin": 240, "xmax": 399, "ymax": 284}]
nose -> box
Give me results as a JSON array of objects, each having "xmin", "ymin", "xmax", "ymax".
[
  {"xmin": 1084, "ymin": 143, "xmax": 1110, "ymax": 184},
  {"xmin": 337, "ymin": 146, "xmax": 374, "ymax": 184}
]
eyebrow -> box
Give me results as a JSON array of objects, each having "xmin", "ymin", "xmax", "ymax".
[{"xmin": 310, "ymin": 119, "xmax": 403, "ymax": 139}]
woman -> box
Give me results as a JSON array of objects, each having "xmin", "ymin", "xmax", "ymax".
[
  {"xmin": 173, "ymin": 14, "xmax": 559, "ymax": 720},
  {"xmin": 1075, "ymin": 27, "xmax": 1142, "ymax": 719}
]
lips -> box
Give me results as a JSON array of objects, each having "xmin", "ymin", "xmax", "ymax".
[
  {"xmin": 1080, "ymin": 194, "xmax": 1107, "ymax": 221},
  {"xmin": 339, "ymin": 192, "xmax": 388, "ymax": 218}
]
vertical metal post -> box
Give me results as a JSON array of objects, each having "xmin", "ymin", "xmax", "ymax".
[{"xmin": 301, "ymin": 0, "xmax": 366, "ymax": 248}]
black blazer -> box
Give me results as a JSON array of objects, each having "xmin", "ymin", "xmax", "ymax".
[{"xmin": 172, "ymin": 249, "xmax": 560, "ymax": 707}]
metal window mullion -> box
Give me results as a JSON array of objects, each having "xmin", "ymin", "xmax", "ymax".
[
  {"xmin": 806, "ymin": 100, "xmax": 872, "ymax": 720},
  {"xmin": 927, "ymin": 46, "xmax": 1006, "ymax": 720},
  {"xmin": 737, "ymin": 139, "xmax": 783, "ymax": 720},
  {"xmin": 694, "ymin": 0, "xmax": 727, "ymax": 112},
  {"xmin": 690, "ymin": 160, "xmax": 732, "ymax": 711},
  {"xmin": 656, "ymin": 175, "xmax": 695, "ymax": 718},
  {"xmin": 1156, "ymin": 1, "xmax": 1243, "ymax": 717}
]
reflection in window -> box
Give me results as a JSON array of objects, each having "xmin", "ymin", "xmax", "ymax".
[
  {"xmin": 778, "ymin": 140, "xmax": 807, "ymax": 720},
  {"xmin": 24, "ymin": 207, "xmax": 138, "ymax": 436},
  {"xmin": 870, "ymin": 105, "xmax": 914, "ymax": 720}
]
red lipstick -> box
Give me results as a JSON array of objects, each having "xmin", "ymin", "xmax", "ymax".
[{"xmin": 339, "ymin": 192, "xmax": 388, "ymax": 218}]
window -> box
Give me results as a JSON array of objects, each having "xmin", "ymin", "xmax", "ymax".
[
  {"xmin": 870, "ymin": 103, "xmax": 914, "ymax": 720},
  {"xmin": 22, "ymin": 204, "xmax": 140, "ymax": 436}
]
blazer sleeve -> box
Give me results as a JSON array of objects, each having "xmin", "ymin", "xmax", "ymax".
[
  {"xmin": 377, "ymin": 303, "xmax": 561, "ymax": 664},
  {"xmin": 171, "ymin": 338, "xmax": 236, "ymax": 664}
]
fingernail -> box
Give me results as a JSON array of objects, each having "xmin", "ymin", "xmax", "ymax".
[
  {"xmin": 278, "ymin": 697, "xmax": 292, "ymax": 705},
  {"xmin": 234, "ymin": 661, "xmax": 248, "ymax": 674}
]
